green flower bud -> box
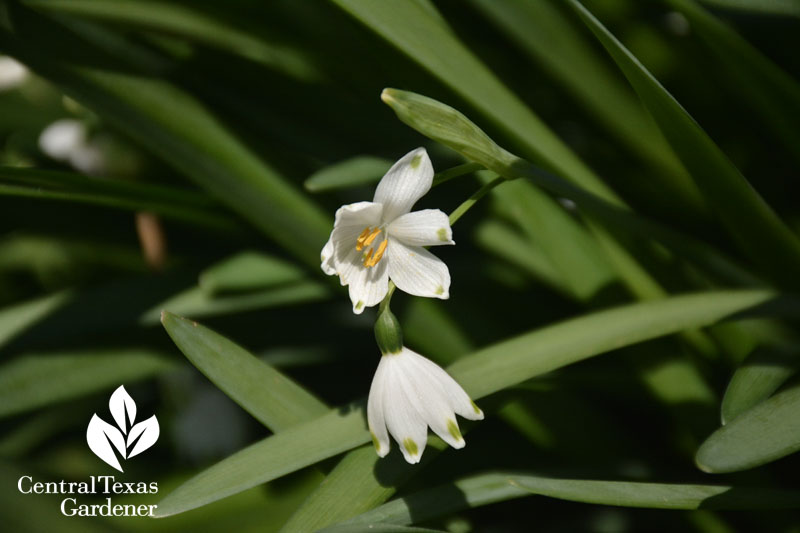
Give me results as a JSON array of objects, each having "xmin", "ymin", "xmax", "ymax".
[
  {"xmin": 374, "ymin": 307, "xmax": 403, "ymax": 355},
  {"xmin": 381, "ymin": 88, "xmax": 514, "ymax": 171}
]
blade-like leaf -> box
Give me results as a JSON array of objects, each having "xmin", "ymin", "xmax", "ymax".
[
  {"xmin": 567, "ymin": 0, "xmax": 800, "ymax": 290},
  {"xmin": 0, "ymin": 349, "xmax": 174, "ymax": 418},
  {"xmin": 0, "ymin": 291, "xmax": 71, "ymax": 352},
  {"xmin": 139, "ymin": 281, "xmax": 329, "ymax": 324},
  {"xmin": 156, "ymin": 290, "xmax": 777, "ymax": 516},
  {"xmin": 22, "ymin": 0, "xmax": 322, "ymax": 80},
  {"xmin": 0, "ymin": 6, "xmax": 331, "ymax": 267},
  {"xmin": 334, "ymin": 472, "xmax": 800, "ymax": 529},
  {"xmin": 721, "ymin": 345, "xmax": 799, "ymax": 424},
  {"xmin": 161, "ymin": 312, "xmax": 328, "ymax": 432},
  {"xmin": 697, "ymin": 382, "xmax": 800, "ymax": 472},
  {"xmin": 668, "ymin": 0, "xmax": 800, "ymax": 164},
  {"xmin": 304, "ymin": 156, "xmax": 392, "ymax": 193},
  {"xmin": 0, "ymin": 166, "xmax": 236, "ymax": 230},
  {"xmin": 468, "ymin": 0, "xmax": 704, "ymax": 213},
  {"xmin": 198, "ymin": 252, "xmax": 307, "ymax": 296}
]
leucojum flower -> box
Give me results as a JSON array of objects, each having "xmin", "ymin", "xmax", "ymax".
[
  {"xmin": 368, "ymin": 310, "xmax": 483, "ymax": 464},
  {"xmin": 320, "ymin": 147, "xmax": 454, "ymax": 314}
]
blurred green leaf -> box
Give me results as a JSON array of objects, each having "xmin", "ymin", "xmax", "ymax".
[
  {"xmin": 161, "ymin": 311, "xmax": 328, "ymax": 432},
  {"xmin": 474, "ymin": 220, "xmax": 565, "ymax": 292},
  {"xmin": 668, "ymin": 0, "xmax": 800, "ymax": 164},
  {"xmin": 304, "ymin": 155, "xmax": 392, "ymax": 193},
  {"xmin": 567, "ymin": 0, "xmax": 800, "ymax": 290},
  {"xmin": 322, "ymin": 525, "xmax": 444, "ymax": 533},
  {"xmin": 721, "ymin": 345, "xmax": 799, "ymax": 424},
  {"xmin": 0, "ymin": 291, "xmax": 71, "ymax": 352},
  {"xmin": 0, "ymin": 6, "xmax": 331, "ymax": 267},
  {"xmin": 0, "ymin": 348, "xmax": 174, "ymax": 418},
  {"xmin": 0, "ymin": 166, "xmax": 237, "ymax": 230},
  {"xmin": 698, "ymin": 0, "xmax": 800, "ymax": 17},
  {"xmin": 697, "ymin": 381, "xmax": 800, "ymax": 472},
  {"xmin": 156, "ymin": 289, "xmax": 775, "ymax": 516},
  {"xmin": 140, "ymin": 282, "xmax": 329, "ymax": 324},
  {"xmin": 22, "ymin": 0, "xmax": 322, "ymax": 81},
  {"xmin": 198, "ymin": 252, "xmax": 307, "ymax": 296}
]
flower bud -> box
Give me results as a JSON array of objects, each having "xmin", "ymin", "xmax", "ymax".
[{"xmin": 374, "ymin": 307, "xmax": 403, "ymax": 355}]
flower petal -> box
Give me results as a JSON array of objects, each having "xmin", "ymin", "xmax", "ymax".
[
  {"xmin": 382, "ymin": 356, "xmax": 428, "ymax": 464},
  {"xmin": 346, "ymin": 256, "xmax": 389, "ymax": 314},
  {"xmin": 333, "ymin": 201, "xmax": 383, "ymax": 229},
  {"xmin": 367, "ymin": 357, "xmax": 391, "ymax": 457},
  {"xmin": 388, "ymin": 209, "xmax": 454, "ymax": 247},
  {"xmin": 320, "ymin": 232, "xmax": 336, "ymax": 275},
  {"xmin": 400, "ymin": 349, "xmax": 466, "ymax": 449},
  {"xmin": 387, "ymin": 238, "xmax": 451, "ymax": 299},
  {"xmin": 411, "ymin": 351, "xmax": 484, "ymax": 421},
  {"xmin": 373, "ymin": 147, "xmax": 434, "ymax": 221}
]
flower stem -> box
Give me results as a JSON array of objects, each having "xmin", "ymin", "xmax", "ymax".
[
  {"xmin": 378, "ymin": 281, "xmax": 397, "ymax": 314},
  {"xmin": 448, "ymin": 176, "xmax": 506, "ymax": 226},
  {"xmin": 432, "ymin": 162, "xmax": 484, "ymax": 187}
]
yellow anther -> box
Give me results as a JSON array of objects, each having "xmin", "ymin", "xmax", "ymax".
[
  {"xmin": 364, "ymin": 238, "xmax": 388, "ymax": 268},
  {"xmin": 362, "ymin": 227, "xmax": 381, "ymax": 247},
  {"xmin": 362, "ymin": 248, "xmax": 374, "ymax": 266},
  {"xmin": 355, "ymin": 228, "xmax": 372, "ymax": 251}
]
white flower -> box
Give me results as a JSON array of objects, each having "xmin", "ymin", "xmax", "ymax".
[
  {"xmin": 0, "ymin": 56, "xmax": 28, "ymax": 91},
  {"xmin": 320, "ymin": 147, "xmax": 454, "ymax": 314},
  {"xmin": 38, "ymin": 119, "xmax": 106, "ymax": 175},
  {"xmin": 367, "ymin": 346, "xmax": 484, "ymax": 464}
]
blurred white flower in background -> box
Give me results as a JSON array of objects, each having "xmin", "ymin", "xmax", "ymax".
[
  {"xmin": 0, "ymin": 56, "xmax": 28, "ymax": 92},
  {"xmin": 38, "ymin": 118, "xmax": 105, "ymax": 175}
]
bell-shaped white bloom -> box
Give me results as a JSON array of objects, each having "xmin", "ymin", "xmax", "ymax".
[
  {"xmin": 320, "ymin": 148, "xmax": 454, "ymax": 314},
  {"xmin": 367, "ymin": 346, "xmax": 484, "ymax": 464}
]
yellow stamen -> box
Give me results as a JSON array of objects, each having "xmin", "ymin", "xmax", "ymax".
[
  {"xmin": 362, "ymin": 227, "xmax": 381, "ymax": 247},
  {"xmin": 362, "ymin": 248, "xmax": 374, "ymax": 267},
  {"xmin": 355, "ymin": 228, "xmax": 371, "ymax": 251},
  {"xmin": 364, "ymin": 238, "xmax": 388, "ymax": 268}
]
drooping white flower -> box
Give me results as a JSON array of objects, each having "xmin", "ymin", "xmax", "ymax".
[
  {"xmin": 367, "ymin": 346, "xmax": 484, "ymax": 464},
  {"xmin": 320, "ymin": 147, "xmax": 454, "ymax": 314}
]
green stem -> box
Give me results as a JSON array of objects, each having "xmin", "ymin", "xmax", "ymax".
[
  {"xmin": 432, "ymin": 162, "xmax": 483, "ymax": 187},
  {"xmin": 448, "ymin": 176, "xmax": 506, "ymax": 226}
]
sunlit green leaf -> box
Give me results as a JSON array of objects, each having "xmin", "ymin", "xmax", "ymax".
[
  {"xmin": 156, "ymin": 290, "xmax": 776, "ymax": 516},
  {"xmin": 198, "ymin": 252, "xmax": 307, "ymax": 296},
  {"xmin": 697, "ymin": 382, "xmax": 800, "ymax": 472},
  {"xmin": 161, "ymin": 311, "xmax": 328, "ymax": 432},
  {"xmin": 304, "ymin": 156, "xmax": 392, "ymax": 193}
]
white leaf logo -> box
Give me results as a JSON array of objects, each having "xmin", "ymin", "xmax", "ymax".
[{"xmin": 86, "ymin": 385, "xmax": 160, "ymax": 472}]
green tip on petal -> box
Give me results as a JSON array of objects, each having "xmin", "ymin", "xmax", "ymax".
[
  {"xmin": 355, "ymin": 300, "xmax": 364, "ymax": 311},
  {"xmin": 410, "ymin": 154, "xmax": 422, "ymax": 169},
  {"xmin": 437, "ymin": 228, "xmax": 448, "ymax": 242},
  {"xmin": 471, "ymin": 400, "xmax": 482, "ymax": 415},
  {"xmin": 403, "ymin": 438, "xmax": 419, "ymax": 457},
  {"xmin": 447, "ymin": 419, "xmax": 463, "ymax": 442},
  {"xmin": 435, "ymin": 286, "xmax": 445, "ymax": 295},
  {"xmin": 371, "ymin": 431, "xmax": 381, "ymax": 451}
]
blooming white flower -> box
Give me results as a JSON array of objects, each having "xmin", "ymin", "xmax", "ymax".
[
  {"xmin": 39, "ymin": 119, "xmax": 106, "ymax": 175},
  {"xmin": 367, "ymin": 346, "xmax": 484, "ymax": 464},
  {"xmin": 320, "ymin": 147, "xmax": 454, "ymax": 314}
]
